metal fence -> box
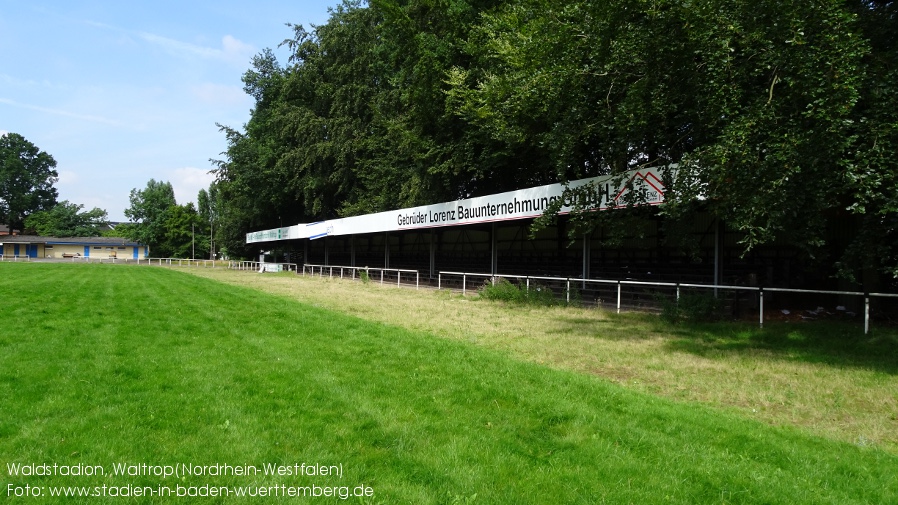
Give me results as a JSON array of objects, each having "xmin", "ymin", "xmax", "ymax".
[
  {"xmin": 79, "ymin": 257, "xmax": 893, "ymax": 334},
  {"xmin": 302, "ymin": 263, "xmax": 420, "ymax": 289},
  {"xmin": 436, "ymin": 271, "xmax": 897, "ymax": 335},
  {"xmin": 0, "ymin": 255, "xmax": 31, "ymax": 262},
  {"xmin": 135, "ymin": 257, "xmax": 298, "ymax": 271}
]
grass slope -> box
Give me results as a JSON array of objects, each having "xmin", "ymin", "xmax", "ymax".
[
  {"xmin": 0, "ymin": 263, "xmax": 896, "ymax": 504},
  {"xmin": 185, "ymin": 267, "xmax": 898, "ymax": 455}
]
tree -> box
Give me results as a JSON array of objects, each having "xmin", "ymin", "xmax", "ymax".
[
  {"xmin": 124, "ymin": 179, "xmax": 176, "ymax": 252},
  {"xmin": 158, "ymin": 203, "xmax": 201, "ymax": 259},
  {"xmin": 197, "ymin": 182, "xmax": 223, "ymax": 259},
  {"xmin": 24, "ymin": 200, "xmax": 108, "ymax": 237},
  {"xmin": 0, "ymin": 133, "xmax": 59, "ymax": 233},
  {"xmin": 212, "ymin": 0, "xmax": 897, "ymax": 278},
  {"xmin": 448, "ymin": 0, "xmax": 897, "ymax": 281}
]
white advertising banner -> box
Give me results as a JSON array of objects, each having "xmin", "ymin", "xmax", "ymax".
[{"xmin": 247, "ymin": 166, "xmax": 672, "ymax": 244}]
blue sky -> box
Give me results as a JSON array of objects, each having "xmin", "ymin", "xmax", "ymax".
[{"xmin": 1, "ymin": 0, "xmax": 339, "ymax": 221}]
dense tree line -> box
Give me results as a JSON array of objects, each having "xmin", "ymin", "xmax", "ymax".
[
  {"xmin": 0, "ymin": 133, "xmax": 59, "ymax": 234},
  {"xmin": 1, "ymin": 133, "xmax": 217, "ymax": 257},
  {"xmin": 121, "ymin": 179, "xmax": 221, "ymax": 259},
  {"xmin": 213, "ymin": 0, "xmax": 897, "ymax": 281}
]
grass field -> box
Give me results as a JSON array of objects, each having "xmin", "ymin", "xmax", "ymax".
[{"xmin": 1, "ymin": 263, "xmax": 896, "ymax": 504}]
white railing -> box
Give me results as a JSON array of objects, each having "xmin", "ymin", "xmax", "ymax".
[
  {"xmin": 228, "ymin": 261, "xmax": 299, "ymax": 272},
  {"xmin": 115, "ymin": 257, "xmax": 896, "ymax": 334},
  {"xmin": 436, "ymin": 271, "xmax": 898, "ymax": 335},
  {"xmin": 134, "ymin": 257, "xmax": 297, "ymax": 272},
  {"xmin": 302, "ymin": 264, "xmax": 420, "ymax": 290},
  {"xmin": 0, "ymin": 255, "xmax": 31, "ymax": 262},
  {"xmin": 135, "ymin": 257, "xmax": 224, "ymax": 268}
]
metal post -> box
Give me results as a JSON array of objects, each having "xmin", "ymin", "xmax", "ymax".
[
  {"xmin": 397, "ymin": 271, "xmax": 401, "ymax": 287},
  {"xmin": 617, "ymin": 281, "xmax": 621, "ymax": 314},
  {"xmin": 566, "ymin": 278, "xmax": 570, "ymax": 303},
  {"xmin": 864, "ymin": 294, "xmax": 870, "ymax": 335},
  {"xmin": 582, "ymin": 232, "xmax": 590, "ymax": 290},
  {"xmin": 384, "ymin": 232, "xmax": 390, "ymax": 270},
  {"xmin": 714, "ymin": 219, "xmax": 720, "ymax": 298},
  {"xmin": 438, "ymin": 273, "xmax": 442, "ymax": 290},
  {"xmin": 759, "ymin": 287, "xmax": 764, "ymax": 329},
  {"xmin": 429, "ymin": 230, "xmax": 435, "ymax": 280},
  {"xmin": 491, "ymin": 223, "xmax": 498, "ymax": 277},
  {"xmin": 416, "ymin": 272, "xmax": 419, "ymax": 290},
  {"xmin": 463, "ymin": 273, "xmax": 466, "ymax": 296}
]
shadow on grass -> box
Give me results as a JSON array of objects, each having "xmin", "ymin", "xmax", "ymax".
[
  {"xmin": 551, "ymin": 312, "xmax": 667, "ymax": 341},
  {"xmin": 657, "ymin": 318, "xmax": 898, "ymax": 374},
  {"xmin": 550, "ymin": 309, "xmax": 898, "ymax": 374}
]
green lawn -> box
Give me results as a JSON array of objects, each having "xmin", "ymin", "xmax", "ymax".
[{"xmin": 1, "ymin": 263, "xmax": 896, "ymax": 504}]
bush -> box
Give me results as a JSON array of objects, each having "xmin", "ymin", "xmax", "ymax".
[
  {"xmin": 479, "ymin": 278, "xmax": 559, "ymax": 306},
  {"xmin": 657, "ymin": 292, "xmax": 723, "ymax": 323}
]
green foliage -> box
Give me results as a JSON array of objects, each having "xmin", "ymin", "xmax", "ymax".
[
  {"xmin": 124, "ymin": 179, "xmax": 176, "ymax": 247},
  {"xmin": 479, "ymin": 277, "xmax": 559, "ymax": 306},
  {"xmin": 196, "ymin": 182, "xmax": 221, "ymax": 259},
  {"xmin": 449, "ymin": 0, "xmax": 897, "ymax": 279},
  {"xmin": 123, "ymin": 180, "xmax": 204, "ymax": 257},
  {"xmin": 0, "ymin": 132, "xmax": 58, "ymax": 233},
  {"xmin": 213, "ymin": 0, "xmax": 524, "ymax": 249},
  {"xmin": 657, "ymin": 292, "xmax": 724, "ymax": 324},
  {"xmin": 158, "ymin": 203, "xmax": 202, "ymax": 259},
  {"xmin": 212, "ymin": 0, "xmax": 898, "ymax": 276},
  {"xmin": 101, "ymin": 223, "xmax": 134, "ymax": 239},
  {"xmin": 24, "ymin": 200, "xmax": 108, "ymax": 237}
]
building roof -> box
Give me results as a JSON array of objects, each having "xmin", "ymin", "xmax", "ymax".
[{"xmin": 0, "ymin": 235, "xmax": 143, "ymax": 246}]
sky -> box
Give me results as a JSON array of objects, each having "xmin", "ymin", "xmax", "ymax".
[{"xmin": 1, "ymin": 0, "xmax": 339, "ymax": 221}]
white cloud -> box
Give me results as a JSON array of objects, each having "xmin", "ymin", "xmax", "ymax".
[
  {"xmin": 169, "ymin": 166, "xmax": 216, "ymax": 206},
  {"xmin": 191, "ymin": 82, "xmax": 249, "ymax": 105},
  {"xmin": 221, "ymin": 35, "xmax": 255, "ymax": 65},
  {"xmin": 0, "ymin": 97, "xmax": 123, "ymax": 126},
  {"xmin": 138, "ymin": 32, "xmax": 255, "ymax": 66},
  {"xmin": 1, "ymin": 73, "xmax": 67, "ymax": 90},
  {"xmin": 86, "ymin": 20, "xmax": 255, "ymax": 66},
  {"xmin": 57, "ymin": 170, "xmax": 80, "ymax": 185}
]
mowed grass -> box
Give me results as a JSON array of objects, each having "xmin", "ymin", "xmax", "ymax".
[
  {"xmin": 0, "ymin": 263, "xmax": 895, "ymax": 504},
  {"xmin": 186, "ymin": 267, "xmax": 898, "ymax": 455}
]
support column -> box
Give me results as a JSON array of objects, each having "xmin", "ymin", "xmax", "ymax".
[
  {"xmin": 429, "ymin": 229, "xmax": 436, "ymax": 279},
  {"xmin": 350, "ymin": 236, "xmax": 356, "ymax": 267},
  {"xmin": 491, "ymin": 223, "xmax": 498, "ymax": 275},
  {"xmin": 714, "ymin": 219, "xmax": 721, "ymax": 297},
  {"xmin": 324, "ymin": 237, "xmax": 329, "ymax": 266},
  {"xmin": 582, "ymin": 232, "xmax": 591, "ymax": 288},
  {"xmin": 384, "ymin": 232, "xmax": 390, "ymax": 269}
]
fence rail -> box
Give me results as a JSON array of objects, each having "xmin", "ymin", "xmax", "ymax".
[
  {"xmin": 302, "ymin": 264, "xmax": 420, "ymax": 289},
  {"xmin": 134, "ymin": 257, "xmax": 298, "ymax": 271},
  {"xmin": 0, "ymin": 255, "xmax": 31, "ymax": 262},
  {"xmin": 437, "ymin": 271, "xmax": 897, "ymax": 334},
  {"xmin": 52, "ymin": 256, "xmax": 891, "ymax": 334}
]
